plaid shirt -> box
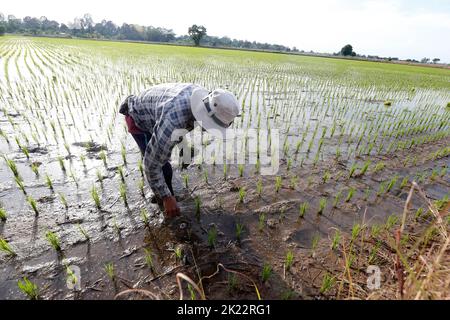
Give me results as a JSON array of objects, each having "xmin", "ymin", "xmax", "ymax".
[{"xmin": 127, "ymin": 83, "xmax": 202, "ymax": 198}]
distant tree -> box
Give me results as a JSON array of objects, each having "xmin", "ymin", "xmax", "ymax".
[
  {"xmin": 432, "ymin": 58, "xmax": 440, "ymax": 64},
  {"xmin": 340, "ymin": 44, "xmax": 355, "ymax": 56},
  {"xmin": 60, "ymin": 23, "xmax": 69, "ymax": 33},
  {"xmin": 188, "ymin": 24, "xmax": 207, "ymax": 46},
  {"xmin": 421, "ymin": 57, "xmax": 430, "ymax": 64},
  {"xmin": 0, "ymin": 12, "xmax": 5, "ymax": 23},
  {"xmin": 0, "ymin": 25, "xmax": 5, "ymax": 36}
]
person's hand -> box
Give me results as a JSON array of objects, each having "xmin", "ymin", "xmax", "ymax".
[{"xmin": 163, "ymin": 196, "xmax": 180, "ymax": 218}]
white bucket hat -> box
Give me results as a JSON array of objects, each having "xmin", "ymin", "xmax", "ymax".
[{"xmin": 190, "ymin": 87, "xmax": 240, "ymax": 138}]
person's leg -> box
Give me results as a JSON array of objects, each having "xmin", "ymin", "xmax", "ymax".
[{"xmin": 162, "ymin": 162, "xmax": 174, "ymax": 196}]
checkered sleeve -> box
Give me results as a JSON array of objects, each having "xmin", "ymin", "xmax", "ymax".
[{"xmin": 143, "ymin": 117, "xmax": 179, "ymax": 199}]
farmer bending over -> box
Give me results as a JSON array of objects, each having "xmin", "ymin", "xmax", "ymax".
[{"xmin": 119, "ymin": 83, "xmax": 239, "ymax": 218}]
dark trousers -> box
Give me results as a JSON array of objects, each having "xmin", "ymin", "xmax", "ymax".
[{"xmin": 131, "ymin": 132, "xmax": 174, "ymax": 196}]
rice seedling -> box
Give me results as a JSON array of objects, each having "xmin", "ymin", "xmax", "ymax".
[
  {"xmin": 141, "ymin": 208, "xmax": 149, "ymax": 226},
  {"xmin": 227, "ymin": 273, "xmax": 239, "ymax": 292},
  {"xmin": 117, "ymin": 165, "xmax": 125, "ymax": 183},
  {"xmin": 0, "ymin": 238, "xmax": 16, "ymax": 256},
  {"xmin": 31, "ymin": 163, "xmax": 40, "ymax": 177},
  {"xmin": 368, "ymin": 241, "xmax": 382, "ymax": 264},
  {"xmin": 235, "ymin": 222, "xmax": 244, "ymax": 242},
  {"xmin": 45, "ymin": 231, "xmax": 61, "ymax": 251},
  {"xmin": 318, "ymin": 198, "xmax": 327, "ymax": 214},
  {"xmin": 385, "ymin": 175, "xmax": 398, "ymax": 193},
  {"xmin": 351, "ymin": 223, "xmax": 361, "ymax": 242},
  {"xmin": 20, "ymin": 145, "xmax": 30, "ymax": 160},
  {"xmin": 121, "ymin": 143, "xmax": 127, "ymax": 166},
  {"xmin": 256, "ymin": 178, "xmax": 263, "ymax": 196},
  {"xmin": 415, "ymin": 207, "xmax": 424, "ymax": 221},
  {"xmin": 207, "ymin": 225, "xmax": 217, "ymax": 248},
  {"xmin": 57, "ymin": 156, "xmax": 66, "ymax": 172},
  {"xmin": 299, "ymin": 202, "xmax": 308, "ymax": 218},
  {"xmin": 59, "ymin": 193, "xmax": 68, "ymax": 209},
  {"xmin": 320, "ymin": 273, "xmax": 336, "ymax": 294},
  {"xmin": 377, "ymin": 182, "xmax": 386, "ymax": 197},
  {"xmin": 322, "ymin": 170, "xmax": 330, "ymax": 183},
  {"xmin": 91, "ymin": 185, "xmax": 101, "ymax": 209},
  {"xmin": 258, "ymin": 213, "xmax": 265, "ymax": 232},
  {"xmin": 348, "ymin": 163, "xmax": 358, "ymax": 178},
  {"xmin": 385, "ymin": 214, "xmax": 399, "ymax": 230},
  {"xmin": 238, "ymin": 164, "xmax": 244, "ymax": 177},
  {"xmin": 195, "ymin": 196, "xmax": 201, "ymax": 220},
  {"xmin": 138, "ymin": 178, "xmax": 145, "ymax": 197},
  {"xmin": 104, "ymin": 262, "xmax": 115, "ymax": 281},
  {"xmin": 183, "ymin": 174, "xmax": 189, "ymax": 189},
  {"xmin": 187, "ymin": 284, "xmax": 196, "ymax": 300},
  {"xmin": 331, "ymin": 229, "xmax": 341, "ymax": 250},
  {"xmin": 119, "ymin": 182, "xmax": 128, "ymax": 206},
  {"xmin": 77, "ymin": 223, "xmax": 90, "ymax": 241},
  {"xmin": 400, "ymin": 176, "xmax": 409, "ymax": 189},
  {"xmin": 203, "ymin": 170, "xmax": 208, "ymax": 183},
  {"xmin": 27, "ymin": 196, "xmax": 39, "ymax": 216},
  {"xmin": 80, "ymin": 154, "xmax": 86, "ymax": 168},
  {"xmin": 17, "ymin": 277, "xmax": 39, "ymax": 300},
  {"xmin": 311, "ymin": 233, "xmax": 320, "ymax": 253},
  {"xmin": 289, "ymin": 176, "xmax": 298, "ymax": 189},
  {"xmin": 285, "ymin": 250, "xmax": 294, "ymax": 271},
  {"xmin": 143, "ymin": 248, "xmax": 154, "ymax": 272},
  {"xmin": 223, "ymin": 163, "xmax": 227, "ymax": 180},
  {"xmin": 4, "ymin": 156, "xmax": 20, "ymax": 178},
  {"xmin": 261, "ymin": 263, "xmax": 272, "ymax": 282},
  {"xmin": 359, "ymin": 160, "xmax": 371, "ymax": 176},
  {"xmin": 45, "ymin": 174, "xmax": 54, "ymax": 191},
  {"xmin": 275, "ymin": 176, "xmax": 282, "ymax": 193},
  {"xmin": 0, "ymin": 208, "xmax": 7, "ymax": 221},
  {"xmin": 99, "ymin": 150, "xmax": 107, "ymax": 167},
  {"xmin": 345, "ymin": 187, "xmax": 356, "ymax": 202},
  {"xmin": 138, "ymin": 159, "xmax": 143, "ymax": 178},
  {"xmin": 332, "ymin": 190, "xmax": 342, "ymax": 208},
  {"xmin": 238, "ymin": 187, "xmax": 246, "ymax": 204},
  {"xmin": 15, "ymin": 176, "xmax": 27, "ymax": 195},
  {"xmin": 174, "ymin": 247, "xmax": 183, "ymax": 261},
  {"xmin": 373, "ymin": 161, "xmax": 385, "ymax": 173}
]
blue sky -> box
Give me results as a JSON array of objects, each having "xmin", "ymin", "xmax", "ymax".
[{"xmin": 2, "ymin": 0, "xmax": 450, "ymax": 62}]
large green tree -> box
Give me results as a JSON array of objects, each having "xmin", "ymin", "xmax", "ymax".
[
  {"xmin": 340, "ymin": 44, "xmax": 356, "ymax": 56},
  {"xmin": 188, "ymin": 24, "xmax": 207, "ymax": 46},
  {"xmin": 0, "ymin": 25, "xmax": 5, "ymax": 36}
]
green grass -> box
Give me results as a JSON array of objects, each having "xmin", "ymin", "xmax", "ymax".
[
  {"xmin": 104, "ymin": 262, "xmax": 115, "ymax": 281},
  {"xmin": 285, "ymin": 250, "xmax": 294, "ymax": 271},
  {"xmin": 27, "ymin": 196, "xmax": 39, "ymax": 216},
  {"xmin": 0, "ymin": 238, "xmax": 16, "ymax": 256},
  {"xmin": 299, "ymin": 202, "xmax": 308, "ymax": 218},
  {"xmin": 91, "ymin": 185, "xmax": 101, "ymax": 209},
  {"xmin": 17, "ymin": 277, "xmax": 39, "ymax": 300},
  {"xmin": 275, "ymin": 176, "xmax": 282, "ymax": 193},
  {"xmin": 235, "ymin": 223, "xmax": 244, "ymax": 242},
  {"xmin": 318, "ymin": 198, "xmax": 327, "ymax": 214},
  {"xmin": 207, "ymin": 225, "xmax": 217, "ymax": 248},
  {"xmin": 0, "ymin": 207, "xmax": 7, "ymax": 221},
  {"xmin": 45, "ymin": 231, "xmax": 61, "ymax": 251},
  {"xmin": 320, "ymin": 273, "xmax": 336, "ymax": 294},
  {"xmin": 261, "ymin": 263, "xmax": 272, "ymax": 282},
  {"xmin": 238, "ymin": 187, "xmax": 246, "ymax": 204}
]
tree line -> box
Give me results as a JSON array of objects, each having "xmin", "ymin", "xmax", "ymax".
[{"xmin": 0, "ymin": 13, "xmax": 296, "ymax": 52}]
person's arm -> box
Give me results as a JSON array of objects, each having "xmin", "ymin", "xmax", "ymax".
[{"xmin": 143, "ymin": 117, "xmax": 180, "ymax": 217}]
